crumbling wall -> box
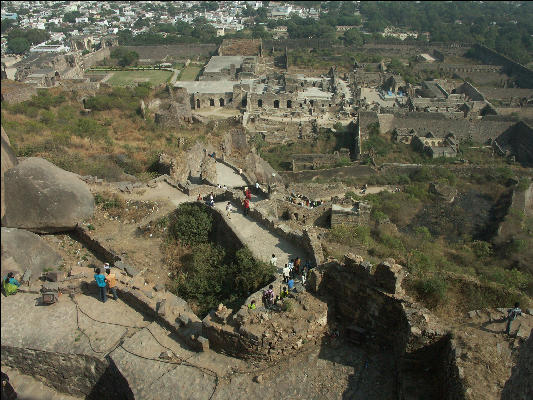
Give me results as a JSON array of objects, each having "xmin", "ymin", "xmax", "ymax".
[
  {"xmin": 121, "ymin": 44, "xmax": 217, "ymax": 61},
  {"xmin": 316, "ymin": 255, "xmax": 466, "ymax": 399},
  {"xmin": 0, "ymin": 346, "xmax": 133, "ymax": 399},
  {"xmin": 495, "ymin": 121, "xmax": 533, "ymax": 167},
  {"xmin": 468, "ymin": 44, "xmax": 533, "ymax": 88},
  {"xmin": 501, "ymin": 330, "xmax": 533, "ymax": 400}
]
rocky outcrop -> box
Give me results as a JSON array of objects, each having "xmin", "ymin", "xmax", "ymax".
[
  {"xmin": 501, "ymin": 329, "xmax": 533, "ymax": 400},
  {"xmin": 1, "ymin": 126, "xmax": 18, "ymax": 220},
  {"xmin": 244, "ymin": 152, "xmax": 283, "ymax": 186},
  {"xmin": 200, "ymin": 155, "xmax": 217, "ymax": 185},
  {"xmin": 3, "ymin": 157, "xmax": 94, "ymax": 233},
  {"xmin": 1, "ymin": 227, "xmax": 63, "ymax": 280}
]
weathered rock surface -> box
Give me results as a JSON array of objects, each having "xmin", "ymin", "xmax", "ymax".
[
  {"xmin": 1, "ymin": 227, "xmax": 63, "ymax": 280},
  {"xmin": 1, "ymin": 126, "xmax": 18, "ymax": 220},
  {"xmin": 200, "ymin": 155, "xmax": 217, "ymax": 185},
  {"xmin": 244, "ymin": 153, "xmax": 283, "ymax": 186},
  {"xmin": 3, "ymin": 157, "xmax": 95, "ymax": 233}
]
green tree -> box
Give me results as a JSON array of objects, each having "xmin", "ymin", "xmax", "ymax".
[
  {"xmin": 63, "ymin": 11, "xmax": 82, "ymax": 23},
  {"xmin": 343, "ymin": 28, "xmax": 364, "ymax": 46},
  {"xmin": 168, "ymin": 203, "xmax": 213, "ymax": 246},
  {"xmin": 8, "ymin": 37, "xmax": 30, "ymax": 54}
]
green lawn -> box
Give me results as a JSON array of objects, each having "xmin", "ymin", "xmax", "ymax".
[
  {"xmin": 178, "ymin": 65, "xmax": 203, "ymax": 81},
  {"xmin": 106, "ymin": 70, "xmax": 173, "ymax": 86}
]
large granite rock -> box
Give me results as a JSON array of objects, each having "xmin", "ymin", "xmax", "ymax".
[
  {"xmin": 3, "ymin": 157, "xmax": 95, "ymax": 233},
  {"xmin": 1, "ymin": 126, "xmax": 18, "ymax": 220},
  {"xmin": 1, "ymin": 227, "xmax": 63, "ymax": 280},
  {"xmin": 200, "ymin": 155, "xmax": 217, "ymax": 185},
  {"xmin": 244, "ymin": 153, "xmax": 283, "ymax": 186}
]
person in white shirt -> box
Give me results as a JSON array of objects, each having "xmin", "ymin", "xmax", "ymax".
[
  {"xmin": 270, "ymin": 254, "xmax": 277, "ymax": 268},
  {"xmin": 282, "ymin": 264, "xmax": 290, "ymax": 283}
]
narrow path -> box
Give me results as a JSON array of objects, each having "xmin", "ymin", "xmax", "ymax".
[
  {"xmin": 214, "ymin": 201, "xmax": 306, "ymax": 274},
  {"xmin": 216, "ymin": 162, "xmax": 247, "ymax": 188}
]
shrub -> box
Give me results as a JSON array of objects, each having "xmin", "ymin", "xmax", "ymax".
[
  {"xmin": 414, "ymin": 275, "xmax": 447, "ymax": 307},
  {"xmin": 168, "ymin": 203, "xmax": 213, "ymax": 246},
  {"xmin": 282, "ymin": 298, "xmax": 294, "ymax": 312},
  {"xmin": 329, "ymin": 224, "xmax": 372, "ymax": 247},
  {"xmin": 471, "ymin": 240, "xmax": 492, "ymax": 259}
]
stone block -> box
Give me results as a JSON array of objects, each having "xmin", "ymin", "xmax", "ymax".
[
  {"xmin": 374, "ymin": 262, "xmax": 406, "ymax": 294},
  {"xmin": 21, "ymin": 269, "xmax": 32, "ymax": 284},
  {"xmin": 46, "ymin": 270, "xmax": 66, "ymax": 282},
  {"xmin": 154, "ymin": 284, "xmax": 165, "ymax": 292},
  {"xmin": 41, "ymin": 282, "xmax": 59, "ymax": 293},
  {"xmin": 157, "ymin": 299, "xmax": 167, "ymax": 316},
  {"xmin": 142, "ymin": 289, "xmax": 154, "ymax": 299},
  {"xmin": 197, "ymin": 336, "xmax": 210, "ymax": 352},
  {"xmin": 125, "ymin": 265, "xmax": 139, "ymax": 277},
  {"xmin": 307, "ymin": 268, "xmax": 323, "ymax": 294},
  {"xmin": 114, "ymin": 260, "xmax": 127, "ymax": 271},
  {"xmin": 178, "ymin": 314, "xmax": 190, "ymax": 327}
]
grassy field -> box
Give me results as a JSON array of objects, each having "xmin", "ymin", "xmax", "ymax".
[
  {"xmin": 178, "ymin": 65, "xmax": 203, "ymax": 81},
  {"xmin": 106, "ymin": 70, "xmax": 173, "ymax": 86}
]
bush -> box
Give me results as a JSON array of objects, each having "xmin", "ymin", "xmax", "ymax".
[
  {"xmin": 414, "ymin": 275, "xmax": 447, "ymax": 307},
  {"xmin": 282, "ymin": 298, "xmax": 294, "ymax": 312},
  {"xmin": 168, "ymin": 203, "xmax": 213, "ymax": 246},
  {"xmin": 472, "ymin": 240, "xmax": 492, "ymax": 258},
  {"xmin": 329, "ymin": 224, "xmax": 372, "ymax": 247}
]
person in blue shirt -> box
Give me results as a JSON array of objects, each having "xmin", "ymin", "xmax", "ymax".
[
  {"xmin": 2, "ymin": 272, "xmax": 20, "ymax": 296},
  {"xmin": 287, "ymin": 278, "xmax": 295, "ymax": 291},
  {"xmin": 94, "ymin": 268, "xmax": 107, "ymax": 303}
]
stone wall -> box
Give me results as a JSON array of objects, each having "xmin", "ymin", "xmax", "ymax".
[
  {"xmin": 1, "ymin": 346, "xmax": 133, "ymax": 399},
  {"xmin": 121, "ymin": 44, "xmax": 217, "ymax": 61},
  {"xmin": 81, "ymin": 47, "xmax": 111, "ymax": 69},
  {"xmin": 280, "ymin": 164, "xmax": 376, "ymax": 184},
  {"xmin": 317, "ymin": 255, "xmax": 466, "ymax": 399},
  {"xmin": 0, "ymin": 80, "xmax": 37, "ymax": 104},
  {"xmin": 496, "ymin": 121, "xmax": 533, "ymax": 167},
  {"xmin": 378, "ymin": 112, "xmax": 517, "ymax": 143},
  {"xmin": 468, "ymin": 44, "xmax": 533, "ymax": 89}
]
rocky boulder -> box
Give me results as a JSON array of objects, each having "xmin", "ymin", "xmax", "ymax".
[
  {"xmin": 200, "ymin": 155, "xmax": 217, "ymax": 185},
  {"xmin": 3, "ymin": 157, "xmax": 95, "ymax": 233},
  {"xmin": 1, "ymin": 227, "xmax": 63, "ymax": 280},
  {"xmin": 244, "ymin": 153, "xmax": 283, "ymax": 186},
  {"xmin": 1, "ymin": 126, "xmax": 18, "ymax": 220}
]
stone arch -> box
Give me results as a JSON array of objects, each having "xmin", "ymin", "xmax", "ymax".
[
  {"xmin": 219, "ymin": 98, "xmax": 225, "ymax": 107},
  {"xmin": 196, "ymin": 99, "xmax": 200, "ymax": 108},
  {"xmin": 258, "ymin": 99, "xmax": 263, "ymax": 108},
  {"xmin": 54, "ymin": 71, "xmax": 60, "ymax": 79},
  {"xmin": 287, "ymin": 100, "xmax": 292, "ymax": 108},
  {"xmin": 210, "ymin": 98, "xmax": 215, "ymax": 106},
  {"xmin": 274, "ymin": 99, "xmax": 280, "ymax": 109}
]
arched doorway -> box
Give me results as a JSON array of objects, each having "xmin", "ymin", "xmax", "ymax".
[
  {"xmin": 274, "ymin": 100, "xmax": 280, "ymax": 109},
  {"xmin": 287, "ymin": 100, "xmax": 292, "ymax": 108},
  {"xmin": 196, "ymin": 99, "xmax": 200, "ymax": 108},
  {"xmin": 209, "ymin": 98, "xmax": 215, "ymax": 106},
  {"xmin": 258, "ymin": 99, "xmax": 263, "ymax": 108},
  {"xmin": 242, "ymin": 98, "xmax": 247, "ymax": 107},
  {"xmin": 219, "ymin": 98, "xmax": 225, "ymax": 106}
]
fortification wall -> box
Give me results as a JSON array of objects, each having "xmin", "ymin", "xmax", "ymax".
[
  {"xmin": 379, "ymin": 112, "xmax": 516, "ymax": 143},
  {"xmin": 121, "ymin": 44, "xmax": 217, "ymax": 61},
  {"xmin": 1, "ymin": 346, "xmax": 133, "ymax": 399},
  {"xmin": 280, "ymin": 165, "xmax": 377, "ymax": 184},
  {"xmin": 81, "ymin": 47, "xmax": 111, "ymax": 69},
  {"xmin": 469, "ymin": 44, "xmax": 533, "ymax": 88}
]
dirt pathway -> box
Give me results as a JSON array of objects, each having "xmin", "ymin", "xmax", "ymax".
[
  {"xmin": 214, "ymin": 200, "xmax": 305, "ymax": 273},
  {"xmin": 216, "ymin": 162, "xmax": 247, "ymax": 188}
]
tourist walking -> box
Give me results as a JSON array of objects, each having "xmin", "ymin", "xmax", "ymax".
[
  {"xmin": 105, "ymin": 268, "xmax": 118, "ymax": 301},
  {"xmin": 262, "ymin": 285, "xmax": 274, "ymax": 308},
  {"xmin": 243, "ymin": 198, "xmax": 250, "ymax": 215},
  {"xmin": 505, "ymin": 302, "xmax": 522, "ymax": 335},
  {"xmin": 226, "ymin": 202, "xmax": 233, "ymax": 219},
  {"xmin": 245, "ymin": 187, "xmax": 252, "ymax": 200},
  {"xmin": 94, "ymin": 268, "xmax": 107, "ymax": 303},
  {"xmin": 270, "ymin": 254, "xmax": 277, "ymax": 268},
  {"xmin": 282, "ymin": 264, "xmax": 290, "ymax": 283}
]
